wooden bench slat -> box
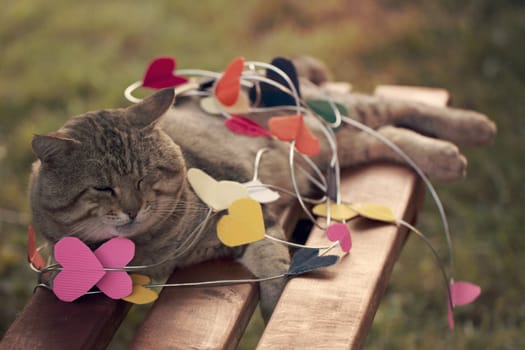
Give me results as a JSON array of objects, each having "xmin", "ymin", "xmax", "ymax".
[
  {"xmin": 257, "ymin": 164, "xmax": 423, "ymax": 349},
  {"xmin": 130, "ymin": 259, "xmax": 258, "ymax": 350},
  {"xmin": 0, "ymin": 287, "xmax": 131, "ymax": 350}
]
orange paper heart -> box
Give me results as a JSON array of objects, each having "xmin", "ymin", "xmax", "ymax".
[
  {"xmin": 215, "ymin": 57, "xmax": 244, "ymax": 106},
  {"xmin": 268, "ymin": 114, "xmax": 320, "ymax": 156},
  {"xmin": 27, "ymin": 226, "xmax": 46, "ymax": 270},
  {"xmin": 217, "ymin": 198, "xmax": 265, "ymax": 247}
]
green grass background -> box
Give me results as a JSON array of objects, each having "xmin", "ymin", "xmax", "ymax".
[{"xmin": 1, "ymin": 1, "xmax": 523, "ymax": 349}]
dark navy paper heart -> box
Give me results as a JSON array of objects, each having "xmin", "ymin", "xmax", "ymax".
[
  {"xmin": 286, "ymin": 248, "xmax": 339, "ymax": 278},
  {"xmin": 250, "ymin": 57, "xmax": 301, "ymax": 107}
]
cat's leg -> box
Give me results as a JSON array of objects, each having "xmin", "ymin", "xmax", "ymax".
[
  {"xmin": 336, "ymin": 125, "xmax": 467, "ymax": 181},
  {"xmin": 240, "ymin": 223, "xmax": 290, "ymax": 323}
]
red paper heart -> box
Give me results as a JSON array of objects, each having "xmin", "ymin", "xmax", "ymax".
[
  {"xmin": 215, "ymin": 57, "xmax": 244, "ymax": 106},
  {"xmin": 268, "ymin": 114, "xmax": 320, "ymax": 156},
  {"xmin": 224, "ymin": 115, "xmax": 271, "ymax": 137},
  {"xmin": 142, "ymin": 57, "xmax": 188, "ymax": 89},
  {"xmin": 326, "ymin": 223, "xmax": 352, "ymax": 253},
  {"xmin": 27, "ymin": 226, "xmax": 46, "ymax": 270}
]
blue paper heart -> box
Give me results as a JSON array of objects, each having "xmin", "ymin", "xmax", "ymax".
[
  {"xmin": 286, "ymin": 248, "xmax": 339, "ymax": 278},
  {"xmin": 250, "ymin": 57, "xmax": 301, "ymax": 107}
]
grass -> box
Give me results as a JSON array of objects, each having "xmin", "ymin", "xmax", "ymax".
[{"xmin": 1, "ymin": 0, "xmax": 524, "ymax": 348}]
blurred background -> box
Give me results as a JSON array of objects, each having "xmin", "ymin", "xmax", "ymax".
[{"xmin": 1, "ymin": 1, "xmax": 523, "ymax": 349}]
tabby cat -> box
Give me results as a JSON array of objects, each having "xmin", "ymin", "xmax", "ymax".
[{"xmin": 29, "ymin": 58, "xmax": 495, "ymax": 321}]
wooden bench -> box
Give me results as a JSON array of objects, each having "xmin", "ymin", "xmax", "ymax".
[{"xmin": 1, "ymin": 86, "xmax": 447, "ymax": 350}]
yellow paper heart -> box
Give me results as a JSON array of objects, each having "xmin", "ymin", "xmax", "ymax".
[
  {"xmin": 217, "ymin": 198, "xmax": 265, "ymax": 247},
  {"xmin": 187, "ymin": 168, "xmax": 249, "ymax": 211},
  {"xmin": 122, "ymin": 274, "xmax": 158, "ymax": 305},
  {"xmin": 349, "ymin": 203, "xmax": 397, "ymax": 224},
  {"xmin": 312, "ymin": 203, "xmax": 359, "ymax": 221}
]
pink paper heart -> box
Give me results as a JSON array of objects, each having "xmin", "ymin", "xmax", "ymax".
[
  {"xmin": 326, "ymin": 223, "xmax": 352, "ymax": 253},
  {"xmin": 224, "ymin": 115, "xmax": 271, "ymax": 138},
  {"xmin": 142, "ymin": 57, "xmax": 188, "ymax": 89},
  {"xmin": 53, "ymin": 237, "xmax": 105, "ymax": 302},
  {"xmin": 447, "ymin": 280, "xmax": 481, "ymax": 330},
  {"xmin": 94, "ymin": 238, "xmax": 135, "ymax": 299}
]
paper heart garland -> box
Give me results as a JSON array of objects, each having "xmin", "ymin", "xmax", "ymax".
[
  {"xmin": 53, "ymin": 237, "xmax": 106, "ymax": 302},
  {"xmin": 350, "ymin": 203, "xmax": 398, "ymax": 224},
  {"xmin": 447, "ymin": 280, "xmax": 481, "ymax": 330},
  {"xmin": 326, "ymin": 223, "xmax": 352, "ymax": 253},
  {"xmin": 243, "ymin": 179, "xmax": 280, "ymax": 203},
  {"xmin": 250, "ymin": 57, "xmax": 301, "ymax": 107},
  {"xmin": 142, "ymin": 57, "xmax": 188, "ymax": 89},
  {"xmin": 306, "ymin": 99, "xmax": 348, "ymax": 126},
  {"xmin": 187, "ymin": 168, "xmax": 249, "ymax": 211},
  {"xmin": 268, "ymin": 114, "xmax": 320, "ymax": 156},
  {"xmin": 216, "ymin": 198, "xmax": 265, "ymax": 247},
  {"xmin": 53, "ymin": 237, "xmax": 135, "ymax": 302},
  {"xmin": 93, "ymin": 238, "xmax": 134, "ymax": 300},
  {"xmin": 215, "ymin": 56, "xmax": 244, "ymax": 106},
  {"xmin": 27, "ymin": 226, "xmax": 46, "ymax": 270},
  {"xmin": 225, "ymin": 115, "xmax": 271, "ymax": 138},
  {"xmin": 312, "ymin": 203, "xmax": 358, "ymax": 221},
  {"xmin": 287, "ymin": 248, "xmax": 339, "ymax": 277},
  {"xmin": 123, "ymin": 274, "xmax": 159, "ymax": 304}
]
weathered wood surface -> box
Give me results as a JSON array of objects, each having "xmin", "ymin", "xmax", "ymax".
[
  {"xmin": 0, "ymin": 287, "xmax": 131, "ymax": 350},
  {"xmin": 257, "ymin": 164, "xmax": 423, "ymax": 349}
]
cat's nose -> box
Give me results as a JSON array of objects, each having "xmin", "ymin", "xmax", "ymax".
[{"xmin": 126, "ymin": 209, "xmax": 138, "ymax": 220}]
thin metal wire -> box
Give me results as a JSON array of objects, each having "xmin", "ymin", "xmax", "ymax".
[{"xmin": 341, "ymin": 115, "xmax": 455, "ymax": 275}]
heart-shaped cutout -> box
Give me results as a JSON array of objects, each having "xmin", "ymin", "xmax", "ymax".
[
  {"xmin": 123, "ymin": 274, "xmax": 158, "ymax": 304},
  {"xmin": 187, "ymin": 168, "xmax": 249, "ymax": 211},
  {"xmin": 216, "ymin": 198, "xmax": 265, "ymax": 247},
  {"xmin": 225, "ymin": 116, "xmax": 271, "ymax": 138},
  {"xmin": 94, "ymin": 237, "xmax": 134, "ymax": 300},
  {"xmin": 306, "ymin": 99, "xmax": 348, "ymax": 125},
  {"xmin": 142, "ymin": 57, "xmax": 188, "ymax": 89},
  {"xmin": 215, "ymin": 57, "xmax": 244, "ymax": 106},
  {"xmin": 287, "ymin": 248, "xmax": 339, "ymax": 277},
  {"xmin": 326, "ymin": 223, "xmax": 352, "ymax": 253},
  {"xmin": 250, "ymin": 57, "xmax": 301, "ymax": 107},
  {"xmin": 53, "ymin": 237, "xmax": 105, "ymax": 302},
  {"xmin": 268, "ymin": 114, "xmax": 320, "ymax": 156},
  {"xmin": 312, "ymin": 203, "xmax": 358, "ymax": 221},
  {"xmin": 27, "ymin": 225, "xmax": 46, "ymax": 270},
  {"xmin": 243, "ymin": 179, "xmax": 280, "ymax": 203},
  {"xmin": 350, "ymin": 203, "xmax": 397, "ymax": 224},
  {"xmin": 447, "ymin": 280, "xmax": 481, "ymax": 330}
]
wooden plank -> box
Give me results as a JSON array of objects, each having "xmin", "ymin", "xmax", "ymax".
[
  {"xmin": 0, "ymin": 287, "xmax": 130, "ymax": 350},
  {"xmin": 257, "ymin": 163, "xmax": 423, "ymax": 349},
  {"xmin": 374, "ymin": 85, "xmax": 450, "ymax": 106},
  {"xmin": 129, "ymin": 259, "xmax": 258, "ymax": 350}
]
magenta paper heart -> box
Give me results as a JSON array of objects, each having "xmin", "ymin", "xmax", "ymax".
[
  {"xmin": 326, "ymin": 223, "xmax": 352, "ymax": 253},
  {"xmin": 447, "ymin": 280, "xmax": 481, "ymax": 330},
  {"xmin": 53, "ymin": 237, "xmax": 105, "ymax": 302},
  {"xmin": 224, "ymin": 115, "xmax": 271, "ymax": 138},
  {"xmin": 94, "ymin": 238, "xmax": 134, "ymax": 299},
  {"xmin": 142, "ymin": 57, "xmax": 188, "ymax": 89}
]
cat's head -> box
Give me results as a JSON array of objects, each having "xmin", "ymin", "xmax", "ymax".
[{"xmin": 30, "ymin": 89, "xmax": 185, "ymax": 243}]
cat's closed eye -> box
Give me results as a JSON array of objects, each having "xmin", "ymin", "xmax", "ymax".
[{"xmin": 93, "ymin": 186, "xmax": 115, "ymax": 195}]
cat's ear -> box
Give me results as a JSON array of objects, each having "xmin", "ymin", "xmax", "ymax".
[
  {"xmin": 125, "ymin": 88, "xmax": 175, "ymax": 128},
  {"xmin": 32, "ymin": 133, "xmax": 79, "ymax": 163}
]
